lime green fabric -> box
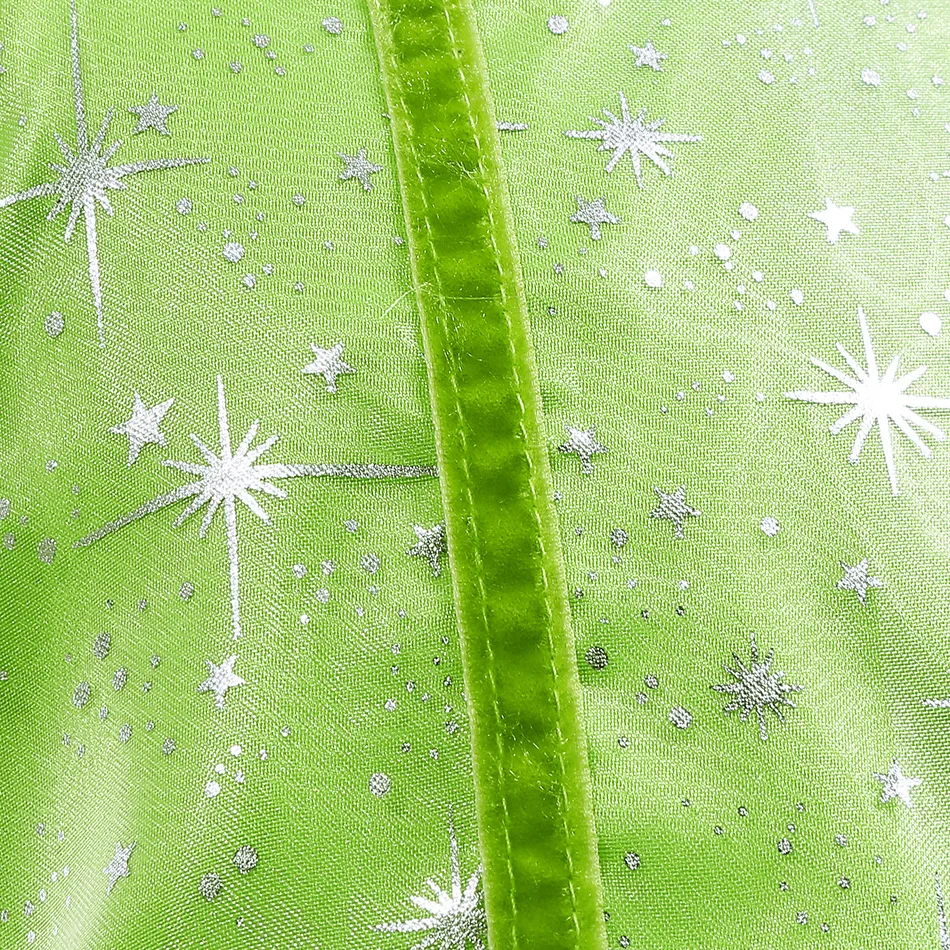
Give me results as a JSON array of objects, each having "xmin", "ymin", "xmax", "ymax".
[
  {"xmin": 3, "ymin": 0, "xmax": 950, "ymax": 948},
  {"xmin": 367, "ymin": 0, "xmax": 606, "ymax": 945}
]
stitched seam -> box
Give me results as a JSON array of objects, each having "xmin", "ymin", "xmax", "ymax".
[
  {"xmin": 371, "ymin": 5, "xmax": 520, "ymax": 942},
  {"xmin": 438, "ymin": 1, "xmax": 580, "ymax": 936},
  {"xmin": 369, "ymin": 0, "xmax": 580, "ymax": 941}
]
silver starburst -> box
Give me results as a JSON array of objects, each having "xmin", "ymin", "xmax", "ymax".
[
  {"xmin": 786, "ymin": 307, "xmax": 950, "ymax": 495},
  {"xmin": 375, "ymin": 817, "xmax": 487, "ymax": 950},
  {"xmin": 76, "ymin": 376, "xmax": 436, "ymax": 639},
  {"xmin": 0, "ymin": 0, "xmax": 209, "ymax": 346},
  {"xmin": 712, "ymin": 635, "xmax": 802, "ymax": 740},
  {"xmin": 565, "ymin": 92, "xmax": 701, "ymax": 187}
]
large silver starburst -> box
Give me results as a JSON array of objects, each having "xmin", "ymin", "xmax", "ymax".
[
  {"xmin": 712, "ymin": 635, "xmax": 802, "ymax": 741},
  {"xmin": 375, "ymin": 818, "xmax": 487, "ymax": 950},
  {"xmin": 0, "ymin": 0, "xmax": 208, "ymax": 347},
  {"xmin": 75, "ymin": 376, "xmax": 436, "ymax": 639},
  {"xmin": 786, "ymin": 307, "xmax": 950, "ymax": 495},
  {"xmin": 565, "ymin": 92, "xmax": 701, "ymax": 187}
]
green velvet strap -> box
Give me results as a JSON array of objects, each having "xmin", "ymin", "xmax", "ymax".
[{"xmin": 366, "ymin": 1, "xmax": 608, "ymax": 947}]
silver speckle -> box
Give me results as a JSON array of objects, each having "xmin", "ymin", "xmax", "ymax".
[
  {"xmin": 45, "ymin": 311, "xmax": 65, "ymax": 337},
  {"xmin": 369, "ymin": 772, "xmax": 391, "ymax": 796},
  {"xmin": 73, "ymin": 682, "xmax": 91, "ymax": 709},
  {"xmin": 38, "ymin": 537, "xmax": 57, "ymax": 564},
  {"xmin": 233, "ymin": 845, "xmax": 258, "ymax": 874}
]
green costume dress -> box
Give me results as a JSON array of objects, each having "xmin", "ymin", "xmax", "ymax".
[{"xmin": 1, "ymin": 0, "xmax": 949, "ymax": 947}]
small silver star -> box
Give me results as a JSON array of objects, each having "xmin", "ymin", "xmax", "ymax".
[
  {"xmin": 629, "ymin": 40, "xmax": 667, "ymax": 70},
  {"xmin": 837, "ymin": 559, "xmax": 883, "ymax": 604},
  {"xmin": 569, "ymin": 196, "xmax": 619, "ymax": 241},
  {"xmin": 109, "ymin": 392, "xmax": 174, "ymax": 465},
  {"xmin": 199, "ymin": 654, "xmax": 245, "ymax": 710},
  {"xmin": 873, "ymin": 760, "xmax": 921, "ymax": 808},
  {"xmin": 338, "ymin": 148, "xmax": 382, "ymax": 191},
  {"xmin": 128, "ymin": 93, "xmax": 178, "ymax": 135},
  {"xmin": 302, "ymin": 342, "xmax": 356, "ymax": 393},
  {"xmin": 650, "ymin": 487, "xmax": 700, "ymax": 539},
  {"xmin": 808, "ymin": 198, "xmax": 859, "ymax": 244},
  {"xmin": 103, "ymin": 841, "xmax": 134, "ymax": 893},
  {"xmin": 558, "ymin": 425, "xmax": 607, "ymax": 474},
  {"xmin": 408, "ymin": 524, "xmax": 447, "ymax": 576}
]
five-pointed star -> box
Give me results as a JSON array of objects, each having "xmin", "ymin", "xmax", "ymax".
[
  {"xmin": 569, "ymin": 196, "xmax": 619, "ymax": 241},
  {"xmin": 629, "ymin": 40, "xmax": 667, "ymax": 70},
  {"xmin": 128, "ymin": 93, "xmax": 178, "ymax": 135},
  {"xmin": 104, "ymin": 841, "xmax": 134, "ymax": 894},
  {"xmin": 808, "ymin": 198, "xmax": 859, "ymax": 244},
  {"xmin": 109, "ymin": 392, "xmax": 174, "ymax": 465},
  {"xmin": 302, "ymin": 342, "xmax": 356, "ymax": 393},
  {"xmin": 558, "ymin": 425, "xmax": 607, "ymax": 474},
  {"xmin": 837, "ymin": 559, "xmax": 883, "ymax": 604},
  {"xmin": 338, "ymin": 148, "xmax": 383, "ymax": 191},
  {"xmin": 785, "ymin": 307, "xmax": 950, "ymax": 495},
  {"xmin": 873, "ymin": 760, "xmax": 922, "ymax": 808},
  {"xmin": 650, "ymin": 486, "xmax": 700, "ymax": 539},
  {"xmin": 199, "ymin": 654, "xmax": 246, "ymax": 710},
  {"xmin": 408, "ymin": 523, "xmax": 447, "ymax": 576}
]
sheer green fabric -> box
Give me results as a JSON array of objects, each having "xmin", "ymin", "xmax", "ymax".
[{"xmin": 1, "ymin": 0, "xmax": 950, "ymax": 948}]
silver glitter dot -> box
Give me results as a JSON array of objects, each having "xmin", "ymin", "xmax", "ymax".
[
  {"xmin": 199, "ymin": 872, "xmax": 222, "ymax": 900},
  {"xmin": 322, "ymin": 16, "xmax": 343, "ymax": 34},
  {"xmin": 548, "ymin": 15, "xmax": 569, "ymax": 34},
  {"xmin": 233, "ymin": 846, "xmax": 258, "ymax": 874},
  {"xmin": 45, "ymin": 311, "xmax": 64, "ymax": 337},
  {"xmin": 585, "ymin": 645, "xmax": 608, "ymax": 670},
  {"xmin": 360, "ymin": 553, "xmax": 380, "ymax": 574},
  {"xmin": 72, "ymin": 682, "xmax": 91, "ymax": 709},
  {"xmin": 162, "ymin": 737, "xmax": 176, "ymax": 755},
  {"xmin": 177, "ymin": 198, "xmax": 193, "ymax": 215},
  {"xmin": 669, "ymin": 706, "xmax": 692, "ymax": 729},
  {"xmin": 179, "ymin": 581, "xmax": 194, "ymax": 600},
  {"xmin": 623, "ymin": 852, "xmax": 640, "ymax": 870},
  {"xmin": 37, "ymin": 537, "xmax": 56, "ymax": 564},
  {"xmin": 252, "ymin": 34, "xmax": 269, "ymax": 47},
  {"xmin": 369, "ymin": 772, "xmax": 391, "ymax": 796},
  {"xmin": 118, "ymin": 723, "xmax": 131, "ymax": 743},
  {"xmin": 778, "ymin": 838, "xmax": 793, "ymax": 855},
  {"xmin": 223, "ymin": 242, "xmax": 245, "ymax": 263},
  {"xmin": 92, "ymin": 631, "xmax": 111, "ymax": 660},
  {"xmin": 113, "ymin": 668, "xmax": 127, "ymax": 691}
]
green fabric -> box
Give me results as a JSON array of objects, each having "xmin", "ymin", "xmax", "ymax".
[
  {"xmin": 2, "ymin": 0, "xmax": 950, "ymax": 948},
  {"xmin": 367, "ymin": 0, "xmax": 606, "ymax": 945}
]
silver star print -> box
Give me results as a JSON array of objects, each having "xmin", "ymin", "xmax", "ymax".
[
  {"xmin": 712, "ymin": 635, "xmax": 803, "ymax": 741},
  {"xmin": 302, "ymin": 342, "xmax": 356, "ymax": 393},
  {"xmin": 650, "ymin": 487, "xmax": 700, "ymax": 539},
  {"xmin": 338, "ymin": 148, "xmax": 382, "ymax": 191},
  {"xmin": 938, "ymin": 875, "xmax": 950, "ymax": 950},
  {"xmin": 558, "ymin": 425, "xmax": 607, "ymax": 474},
  {"xmin": 629, "ymin": 40, "xmax": 667, "ymax": 70},
  {"xmin": 128, "ymin": 93, "xmax": 178, "ymax": 135},
  {"xmin": 103, "ymin": 841, "xmax": 134, "ymax": 893},
  {"xmin": 408, "ymin": 524, "xmax": 447, "ymax": 577},
  {"xmin": 199, "ymin": 653, "xmax": 245, "ymax": 710},
  {"xmin": 924, "ymin": 672, "xmax": 950, "ymax": 710},
  {"xmin": 786, "ymin": 307, "xmax": 950, "ymax": 495},
  {"xmin": 808, "ymin": 198, "xmax": 859, "ymax": 244},
  {"xmin": 76, "ymin": 376, "xmax": 436, "ymax": 639},
  {"xmin": 566, "ymin": 92, "xmax": 701, "ymax": 187},
  {"xmin": 109, "ymin": 392, "xmax": 174, "ymax": 465},
  {"xmin": 837, "ymin": 559, "xmax": 883, "ymax": 605},
  {"xmin": 873, "ymin": 760, "xmax": 921, "ymax": 808},
  {"xmin": 0, "ymin": 0, "xmax": 209, "ymax": 347},
  {"xmin": 375, "ymin": 815, "xmax": 486, "ymax": 950},
  {"xmin": 569, "ymin": 196, "xmax": 619, "ymax": 241}
]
